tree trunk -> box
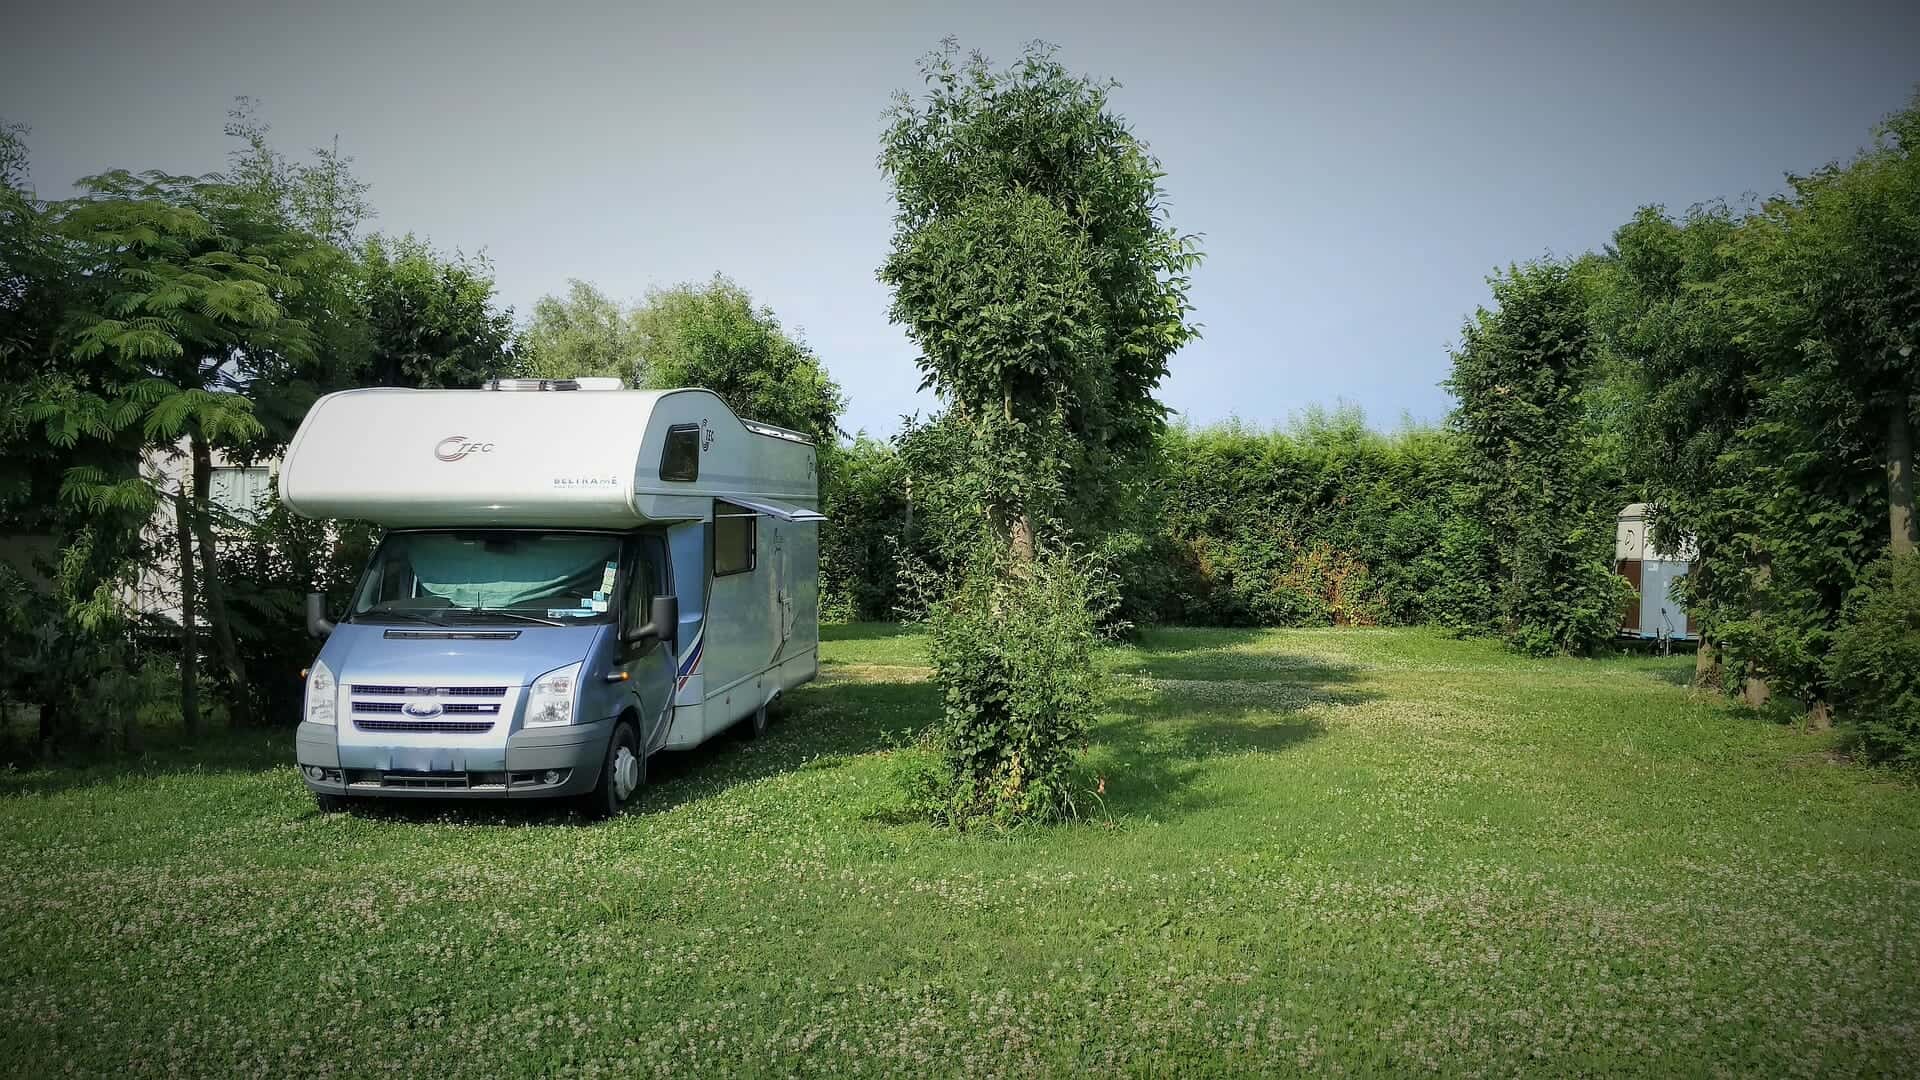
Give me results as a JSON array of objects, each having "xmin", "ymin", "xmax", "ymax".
[
  {"xmin": 38, "ymin": 699, "xmax": 55, "ymax": 755},
  {"xmin": 1740, "ymin": 550, "xmax": 1773, "ymax": 709},
  {"xmin": 1889, "ymin": 401, "xmax": 1916, "ymax": 557},
  {"xmin": 1693, "ymin": 637, "xmax": 1722, "ymax": 689},
  {"xmin": 173, "ymin": 487, "xmax": 201, "ymax": 737},
  {"xmin": 189, "ymin": 431, "xmax": 251, "ymax": 727},
  {"xmin": 1807, "ymin": 700, "xmax": 1833, "ymax": 732},
  {"xmin": 1010, "ymin": 514, "xmax": 1036, "ymax": 564}
]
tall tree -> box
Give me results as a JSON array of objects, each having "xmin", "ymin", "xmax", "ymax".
[
  {"xmin": 632, "ymin": 275, "xmax": 843, "ymax": 446},
  {"xmin": 1767, "ymin": 96, "xmax": 1920, "ymax": 557},
  {"xmin": 1595, "ymin": 203, "xmax": 1760, "ymax": 684},
  {"xmin": 877, "ymin": 42, "xmax": 1197, "ymax": 824},
  {"xmin": 517, "ymin": 279, "xmax": 639, "ymax": 383},
  {"xmin": 1446, "ymin": 259, "xmax": 1626, "ymax": 655},
  {"xmin": 356, "ymin": 234, "xmax": 516, "ymax": 389},
  {"xmin": 46, "ymin": 168, "xmax": 343, "ymax": 725},
  {"xmin": 0, "ymin": 123, "xmax": 160, "ymax": 744},
  {"xmin": 879, "ymin": 40, "xmax": 1200, "ymax": 560},
  {"xmin": 0, "ymin": 121, "xmax": 81, "ymax": 519}
]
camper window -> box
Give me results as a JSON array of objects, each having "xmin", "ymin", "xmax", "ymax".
[
  {"xmin": 660, "ymin": 424, "xmax": 700, "ymax": 481},
  {"xmin": 714, "ymin": 503, "xmax": 755, "ymax": 577}
]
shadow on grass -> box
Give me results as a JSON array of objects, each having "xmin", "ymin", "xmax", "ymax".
[
  {"xmin": 291, "ymin": 676, "xmax": 944, "ymax": 827},
  {"xmin": 1123, "ymin": 626, "xmax": 1284, "ymax": 662},
  {"xmin": 641, "ymin": 676, "xmax": 939, "ymax": 814},
  {"xmin": 821, "ymin": 622, "xmax": 919, "ymax": 643},
  {"xmin": 0, "ymin": 727, "xmax": 289, "ymax": 800},
  {"xmin": 1082, "ymin": 639, "xmax": 1374, "ymax": 818},
  {"xmin": 1647, "ymin": 666, "xmax": 1697, "ymax": 688},
  {"xmin": 3, "ymin": 628, "xmax": 1365, "ymax": 828},
  {"xmin": 1110, "ymin": 635, "xmax": 1366, "ymax": 687}
]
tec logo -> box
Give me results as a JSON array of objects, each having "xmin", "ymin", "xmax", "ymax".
[{"xmin": 435, "ymin": 435, "xmax": 494, "ymax": 462}]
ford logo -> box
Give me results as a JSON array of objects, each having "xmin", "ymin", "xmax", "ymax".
[{"xmin": 402, "ymin": 700, "xmax": 444, "ymax": 719}]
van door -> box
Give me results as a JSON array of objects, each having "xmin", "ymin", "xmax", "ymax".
[{"xmin": 619, "ymin": 533, "xmax": 678, "ymax": 755}]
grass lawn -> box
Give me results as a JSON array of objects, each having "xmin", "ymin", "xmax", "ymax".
[{"xmin": 3, "ymin": 625, "xmax": 1918, "ymax": 1077}]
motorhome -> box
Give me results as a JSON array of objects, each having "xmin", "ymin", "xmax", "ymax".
[{"xmin": 281, "ymin": 379, "xmax": 822, "ymax": 817}]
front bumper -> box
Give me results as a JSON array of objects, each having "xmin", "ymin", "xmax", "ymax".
[{"xmin": 296, "ymin": 718, "xmax": 613, "ymax": 800}]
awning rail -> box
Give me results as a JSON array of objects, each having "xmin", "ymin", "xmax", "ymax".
[{"xmin": 721, "ymin": 496, "xmax": 825, "ymax": 523}]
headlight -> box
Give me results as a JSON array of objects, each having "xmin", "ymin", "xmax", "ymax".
[
  {"xmin": 525, "ymin": 663, "xmax": 582, "ymax": 727},
  {"xmin": 305, "ymin": 659, "xmax": 337, "ymax": 726}
]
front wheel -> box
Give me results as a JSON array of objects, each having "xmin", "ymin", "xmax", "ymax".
[
  {"xmin": 744, "ymin": 701, "xmax": 770, "ymax": 740},
  {"xmin": 314, "ymin": 792, "xmax": 351, "ymax": 814},
  {"xmin": 583, "ymin": 722, "xmax": 644, "ymax": 819}
]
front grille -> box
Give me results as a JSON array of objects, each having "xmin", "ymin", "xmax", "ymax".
[
  {"xmin": 348, "ymin": 685, "xmax": 511, "ymax": 728},
  {"xmin": 352, "ymin": 685, "xmax": 508, "ymax": 697},
  {"xmin": 353, "ymin": 718, "xmax": 495, "ymax": 734}
]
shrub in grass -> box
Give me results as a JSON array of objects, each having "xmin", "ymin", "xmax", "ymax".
[
  {"xmin": 1829, "ymin": 553, "xmax": 1920, "ymax": 765},
  {"xmin": 921, "ymin": 550, "xmax": 1102, "ymax": 825}
]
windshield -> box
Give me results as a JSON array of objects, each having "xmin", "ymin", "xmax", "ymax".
[{"xmin": 349, "ymin": 531, "xmax": 622, "ymax": 625}]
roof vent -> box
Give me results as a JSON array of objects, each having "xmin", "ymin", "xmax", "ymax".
[{"xmin": 481, "ymin": 377, "xmax": 625, "ymax": 392}]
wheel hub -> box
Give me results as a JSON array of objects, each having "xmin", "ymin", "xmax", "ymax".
[{"xmin": 612, "ymin": 745, "xmax": 640, "ymax": 800}]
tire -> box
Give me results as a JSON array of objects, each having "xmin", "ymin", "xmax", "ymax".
[
  {"xmin": 744, "ymin": 701, "xmax": 770, "ymax": 740},
  {"xmin": 583, "ymin": 721, "xmax": 644, "ymax": 819},
  {"xmin": 314, "ymin": 792, "xmax": 350, "ymax": 814}
]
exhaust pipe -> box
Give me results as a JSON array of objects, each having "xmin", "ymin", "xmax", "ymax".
[{"xmin": 306, "ymin": 592, "xmax": 335, "ymax": 639}]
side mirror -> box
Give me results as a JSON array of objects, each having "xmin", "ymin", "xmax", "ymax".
[
  {"xmin": 623, "ymin": 595, "xmax": 679, "ymax": 646},
  {"xmin": 306, "ymin": 592, "xmax": 335, "ymax": 639},
  {"xmin": 651, "ymin": 595, "xmax": 679, "ymax": 645}
]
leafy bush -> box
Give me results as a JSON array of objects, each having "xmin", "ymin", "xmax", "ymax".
[
  {"xmin": 220, "ymin": 493, "xmax": 376, "ymax": 724},
  {"xmin": 0, "ymin": 554, "xmax": 180, "ymax": 760},
  {"xmin": 1829, "ymin": 554, "xmax": 1920, "ymax": 765},
  {"xmin": 920, "ymin": 550, "xmax": 1105, "ymax": 825},
  {"xmin": 819, "ymin": 437, "xmax": 909, "ymax": 622},
  {"xmin": 1446, "ymin": 259, "xmax": 1630, "ymax": 654}
]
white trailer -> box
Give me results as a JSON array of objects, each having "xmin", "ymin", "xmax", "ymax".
[
  {"xmin": 280, "ymin": 380, "xmax": 822, "ymax": 816},
  {"xmin": 1614, "ymin": 503, "xmax": 1695, "ymax": 644}
]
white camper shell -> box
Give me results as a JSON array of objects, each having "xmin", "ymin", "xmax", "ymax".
[
  {"xmin": 281, "ymin": 384, "xmax": 821, "ymax": 529},
  {"xmin": 281, "ymin": 384, "xmax": 822, "ymax": 814}
]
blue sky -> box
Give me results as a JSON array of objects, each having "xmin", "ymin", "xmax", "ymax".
[{"xmin": 4, "ymin": 0, "xmax": 1915, "ymax": 437}]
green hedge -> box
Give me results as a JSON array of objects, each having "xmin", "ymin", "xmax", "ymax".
[{"xmin": 823, "ymin": 407, "xmax": 1492, "ymax": 633}]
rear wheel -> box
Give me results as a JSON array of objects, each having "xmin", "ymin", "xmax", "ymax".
[
  {"xmin": 583, "ymin": 722, "xmax": 644, "ymax": 819},
  {"xmin": 745, "ymin": 701, "xmax": 770, "ymax": 740}
]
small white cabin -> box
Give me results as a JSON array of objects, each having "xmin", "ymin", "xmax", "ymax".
[{"xmin": 1615, "ymin": 503, "xmax": 1695, "ymax": 642}]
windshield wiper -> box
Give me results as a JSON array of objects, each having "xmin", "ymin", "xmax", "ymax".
[
  {"xmin": 449, "ymin": 608, "xmax": 568, "ymax": 628},
  {"xmin": 361, "ymin": 608, "xmax": 448, "ymax": 626}
]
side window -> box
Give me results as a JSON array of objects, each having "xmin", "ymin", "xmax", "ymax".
[
  {"xmin": 713, "ymin": 502, "xmax": 755, "ymax": 577},
  {"xmin": 659, "ymin": 424, "xmax": 700, "ymax": 481},
  {"xmin": 624, "ymin": 539, "xmax": 656, "ymax": 638}
]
